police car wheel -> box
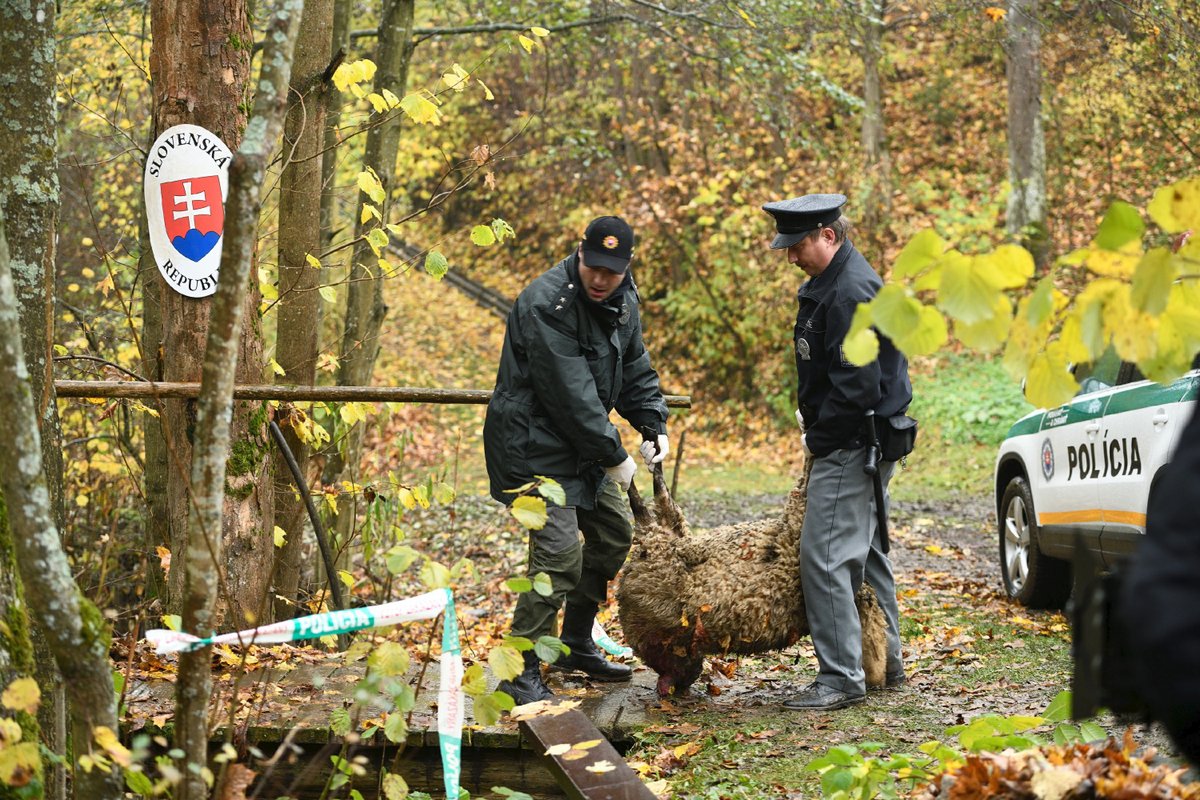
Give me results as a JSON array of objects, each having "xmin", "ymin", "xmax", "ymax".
[{"xmin": 998, "ymin": 475, "xmax": 1072, "ymax": 609}]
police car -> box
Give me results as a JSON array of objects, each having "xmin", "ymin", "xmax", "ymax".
[{"xmin": 993, "ymin": 349, "xmax": 1199, "ymax": 608}]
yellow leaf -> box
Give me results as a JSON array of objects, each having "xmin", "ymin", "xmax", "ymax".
[
  {"xmin": 1148, "ymin": 177, "xmax": 1200, "ymax": 234},
  {"xmin": 361, "ymin": 203, "xmax": 381, "ymax": 224},
  {"xmin": 470, "ymin": 225, "xmax": 497, "ymax": 246},
  {"xmin": 545, "ymin": 743, "xmax": 572, "ymax": 756},
  {"xmin": 367, "ymin": 228, "xmax": 389, "ymax": 256},
  {"xmin": 356, "ymin": 169, "xmax": 386, "ymax": 204},
  {"xmin": 511, "ymin": 495, "xmax": 547, "ymax": 529},
  {"xmin": 842, "ymin": 303, "xmax": 879, "ymax": 366},
  {"xmin": 955, "ymin": 294, "xmax": 1012, "ymax": 353},
  {"xmin": 976, "ymin": 244, "xmax": 1034, "ymax": 289},
  {"xmin": 273, "ymin": 526, "xmax": 287, "ymax": 548},
  {"xmin": 269, "ymin": 358, "xmax": 285, "ymax": 376},
  {"xmin": 530, "ymin": 26, "xmax": 550, "ymax": 37},
  {"xmin": 895, "ymin": 303, "xmax": 948, "ymax": 358},
  {"xmin": 585, "ymin": 760, "xmax": 616, "ymax": 773},
  {"xmin": 441, "ymin": 64, "xmax": 470, "ymax": 92},
  {"xmin": 399, "ymin": 92, "xmax": 442, "ymax": 125},
  {"xmin": 1130, "ymin": 247, "xmax": 1177, "ymax": 315},
  {"xmin": 937, "ymin": 251, "xmax": 997, "ymax": 324},
  {"xmin": 2, "ymin": 677, "xmax": 40, "ymax": 715},
  {"xmin": 1025, "ymin": 348, "xmax": 1079, "ymax": 408},
  {"xmin": 893, "ymin": 229, "xmax": 946, "ymax": 279},
  {"xmin": 366, "ymin": 92, "xmax": 388, "ymax": 113},
  {"xmin": 489, "ymin": 645, "xmax": 524, "ymax": 682},
  {"xmin": 318, "ymin": 284, "xmax": 336, "ymax": 304},
  {"xmin": 925, "ymin": 544, "xmax": 943, "ymax": 555},
  {"xmin": 477, "ymin": 78, "xmax": 495, "ymax": 101},
  {"xmin": 1080, "ymin": 242, "xmax": 1142, "ymax": 278},
  {"xmin": 382, "ymin": 88, "xmax": 400, "ymax": 108},
  {"xmin": 338, "ymin": 570, "xmax": 356, "ymax": 589},
  {"xmin": 518, "ymin": 34, "xmax": 537, "ymax": 53},
  {"xmin": 93, "ymin": 726, "xmax": 132, "ymax": 767}
]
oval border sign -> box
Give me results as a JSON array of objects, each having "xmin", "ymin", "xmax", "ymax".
[{"xmin": 144, "ymin": 124, "xmax": 232, "ymax": 298}]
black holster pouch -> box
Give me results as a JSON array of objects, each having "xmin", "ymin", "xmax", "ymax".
[{"xmin": 878, "ymin": 415, "xmax": 918, "ymax": 462}]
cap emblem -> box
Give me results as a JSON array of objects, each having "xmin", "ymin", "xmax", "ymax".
[{"xmin": 602, "ymin": 235, "xmax": 619, "ymax": 250}]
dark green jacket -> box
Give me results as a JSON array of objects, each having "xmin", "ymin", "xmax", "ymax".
[{"xmin": 484, "ymin": 253, "xmax": 668, "ymax": 508}]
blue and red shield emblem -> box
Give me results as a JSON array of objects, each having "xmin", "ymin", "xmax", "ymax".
[{"xmin": 160, "ymin": 176, "xmax": 224, "ymax": 262}]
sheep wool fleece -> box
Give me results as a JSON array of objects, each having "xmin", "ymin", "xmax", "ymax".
[
  {"xmin": 800, "ymin": 447, "xmax": 903, "ymax": 696},
  {"xmin": 510, "ymin": 479, "xmax": 633, "ymax": 640}
]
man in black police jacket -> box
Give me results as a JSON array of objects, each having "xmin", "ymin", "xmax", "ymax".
[
  {"xmin": 484, "ymin": 215, "xmax": 669, "ymax": 705},
  {"xmin": 1118, "ymin": 399, "xmax": 1200, "ymax": 764},
  {"xmin": 763, "ymin": 194, "xmax": 912, "ymax": 711}
]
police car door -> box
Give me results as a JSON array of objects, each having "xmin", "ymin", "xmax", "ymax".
[
  {"xmin": 1034, "ymin": 352, "xmax": 1122, "ymax": 555},
  {"xmin": 1096, "ymin": 365, "xmax": 1197, "ymax": 565}
]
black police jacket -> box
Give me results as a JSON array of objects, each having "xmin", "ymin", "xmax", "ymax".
[
  {"xmin": 483, "ymin": 252, "xmax": 668, "ymax": 508},
  {"xmin": 795, "ymin": 240, "xmax": 912, "ymax": 457}
]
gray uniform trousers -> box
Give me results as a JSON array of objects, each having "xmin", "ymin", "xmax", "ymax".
[
  {"xmin": 800, "ymin": 446, "xmax": 903, "ymax": 695},
  {"xmin": 510, "ymin": 478, "xmax": 634, "ymax": 641}
]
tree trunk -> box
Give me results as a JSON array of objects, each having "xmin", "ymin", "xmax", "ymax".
[
  {"xmin": 172, "ymin": 6, "xmax": 302, "ymax": 797},
  {"xmin": 0, "ymin": 211, "xmax": 123, "ymax": 800},
  {"xmin": 0, "ymin": 0, "xmax": 67, "ymax": 794},
  {"xmin": 271, "ymin": 0, "xmax": 334, "ymax": 622},
  {"xmin": 149, "ymin": 0, "xmax": 276, "ymax": 630},
  {"xmin": 0, "ymin": 492, "xmax": 41, "ymax": 795},
  {"xmin": 860, "ymin": 0, "xmax": 892, "ymax": 234},
  {"xmin": 323, "ymin": 0, "xmax": 415, "ymax": 528},
  {"xmin": 1006, "ymin": 0, "xmax": 1049, "ymax": 267},
  {"xmin": 319, "ymin": 0, "xmax": 352, "ymax": 253}
]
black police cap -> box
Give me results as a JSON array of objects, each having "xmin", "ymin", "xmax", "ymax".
[
  {"xmin": 762, "ymin": 193, "xmax": 847, "ymax": 250},
  {"xmin": 581, "ymin": 215, "xmax": 635, "ymax": 273}
]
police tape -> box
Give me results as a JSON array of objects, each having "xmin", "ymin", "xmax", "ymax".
[
  {"xmin": 591, "ymin": 620, "xmax": 633, "ymax": 658},
  {"xmin": 144, "ymin": 588, "xmax": 463, "ymax": 799}
]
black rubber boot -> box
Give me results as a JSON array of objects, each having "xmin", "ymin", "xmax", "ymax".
[
  {"xmin": 551, "ymin": 604, "xmax": 633, "ymax": 682},
  {"xmin": 497, "ymin": 650, "xmax": 554, "ymax": 706}
]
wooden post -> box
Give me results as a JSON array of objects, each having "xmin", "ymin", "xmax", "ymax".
[{"xmin": 518, "ymin": 705, "xmax": 656, "ymax": 800}]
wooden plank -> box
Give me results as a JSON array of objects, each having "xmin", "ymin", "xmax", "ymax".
[
  {"xmin": 518, "ymin": 704, "xmax": 656, "ymax": 800},
  {"xmin": 53, "ymin": 379, "xmax": 692, "ymax": 408}
]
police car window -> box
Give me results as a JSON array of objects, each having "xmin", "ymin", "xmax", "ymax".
[{"xmin": 1073, "ymin": 347, "xmax": 1121, "ymax": 395}]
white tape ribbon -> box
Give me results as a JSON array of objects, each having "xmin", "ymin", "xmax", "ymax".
[{"xmin": 145, "ymin": 588, "xmax": 463, "ymax": 798}]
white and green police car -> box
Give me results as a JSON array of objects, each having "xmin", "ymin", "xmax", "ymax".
[{"xmin": 993, "ymin": 349, "xmax": 1199, "ymax": 608}]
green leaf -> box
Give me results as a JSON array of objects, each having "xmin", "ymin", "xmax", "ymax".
[
  {"xmin": 841, "ymin": 303, "xmax": 879, "ymax": 367},
  {"xmin": 871, "ymin": 285, "xmax": 921, "ymax": 340},
  {"xmin": 1130, "ymin": 247, "xmax": 1177, "ymax": 315},
  {"xmin": 472, "ymin": 693, "xmax": 504, "ymax": 727},
  {"xmin": 1078, "ymin": 721, "xmax": 1108, "ymax": 743},
  {"xmin": 386, "ymin": 545, "xmax": 420, "ymax": 575},
  {"xmin": 125, "ymin": 768, "xmax": 155, "ymax": 795},
  {"xmin": 491, "ymin": 217, "xmax": 516, "ymax": 242},
  {"xmin": 434, "ymin": 482, "xmax": 456, "ymax": 504},
  {"xmin": 461, "ymin": 664, "xmax": 488, "ymax": 696},
  {"xmin": 489, "ymin": 645, "xmax": 524, "ymax": 681},
  {"xmin": 1024, "ymin": 276, "xmax": 1056, "ymax": 328},
  {"xmin": 366, "ymin": 228, "xmax": 389, "ymax": 257},
  {"xmin": 330, "ymin": 707, "xmax": 352, "ymax": 737},
  {"xmin": 1094, "ymin": 200, "xmax": 1144, "ymax": 251},
  {"xmin": 532, "ymin": 572, "xmax": 554, "ymax": 597},
  {"xmin": 535, "ymin": 477, "xmax": 565, "ymax": 506},
  {"xmin": 937, "ymin": 252, "xmax": 997, "ymax": 324},
  {"xmin": 382, "ymin": 772, "xmax": 409, "ymax": 800},
  {"xmin": 511, "ymin": 495, "xmax": 548, "ymax": 529},
  {"xmin": 470, "ymin": 225, "xmax": 497, "ymax": 246},
  {"xmin": 503, "ymin": 635, "xmax": 534, "ymax": 652},
  {"xmin": 534, "ymin": 635, "xmax": 568, "ymax": 663},
  {"xmin": 392, "ymin": 682, "xmax": 416, "ymax": 713},
  {"xmin": 1043, "ymin": 690, "xmax": 1072, "ymax": 722},
  {"xmin": 893, "ymin": 229, "xmax": 946, "ymax": 279},
  {"xmin": 383, "ymin": 712, "xmax": 407, "ymax": 744},
  {"xmin": 318, "ymin": 284, "xmax": 337, "ymax": 304},
  {"xmin": 420, "ymin": 559, "xmax": 450, "ymax": 589},
  {"xmin": 505, "ymin": 577, "xmax": 532, "ymax": 593},
  {"xmin": 425, "ymin": 250, "xmax": 449, "ymax": 279},
  {"xmin": 163, "ymin": 614, "xmax": 182, "ymax": 632},
  {"xmin": 368, "ymin": 642, "xmax": 410, "ymax": 676}
]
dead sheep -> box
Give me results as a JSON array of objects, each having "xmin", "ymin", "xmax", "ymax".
[{"xmin": 616, "ymin": 462, "xmax": 888, "ymax": 697}]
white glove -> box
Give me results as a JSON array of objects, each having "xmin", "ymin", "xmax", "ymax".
[
  {"xmin": 795, "ymin": 409, "xmax": 805, "ymax": 431},
  {"xmin": 801, "ymin": 433, "xmax": 813, "ymax": 458},
  {"xmin": 638, "ymin": 434, "xmax": 669, "ymax": 467},
  {"xmin": 604, "ymin": 455, "xmax": 638, "ymax": 490}
]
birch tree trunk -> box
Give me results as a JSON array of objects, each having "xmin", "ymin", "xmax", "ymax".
[
  {"xmin": 0, "ymin": 211, "xmax": 123, "ymax": 800},
  {"xmin": 0, "ymin": 0, "xmax": 67, "ymax": 793},
  {"xmin": 323, "ymin": 0, "xmax": 415, "ymax": 496},
  {"xmin": 172, "ymin": 5, "xmax": 303, "ymax": 797},
  {"xmin": 271, "ymin": 0, "xmax": 335, "ymax": 621},
  {"xmin": 149, "ymin": 0, "xmax": 276, "ymax": 629},
  {"xmin": 1006, "ymin": 0, "xmax": 1049, "ymax": 267}
]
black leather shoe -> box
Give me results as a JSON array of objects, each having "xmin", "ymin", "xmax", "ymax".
[
  {"xmin": 885, "ymin": 669, "xmax": 907, "ymax": 688},
  {"xmin": 782, "ymin": 681, "xmax": 865, "ymax": 711},
  {"xmin": 497, "ymin": 652, "xmax": 554, "ymax": 705},
  {"xmin": 551, "ymin": 639, "xmax": 633, "ymax": 682}
]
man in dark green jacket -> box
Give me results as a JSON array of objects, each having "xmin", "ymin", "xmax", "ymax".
[{"xmin": 484, "ymin": 215, "xmax": 669, "ymax": 705}]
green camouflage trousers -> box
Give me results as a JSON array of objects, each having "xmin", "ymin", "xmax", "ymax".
[{"xmin": 510, "ymin": 478, "xmax": 633, "ymax": 640}]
